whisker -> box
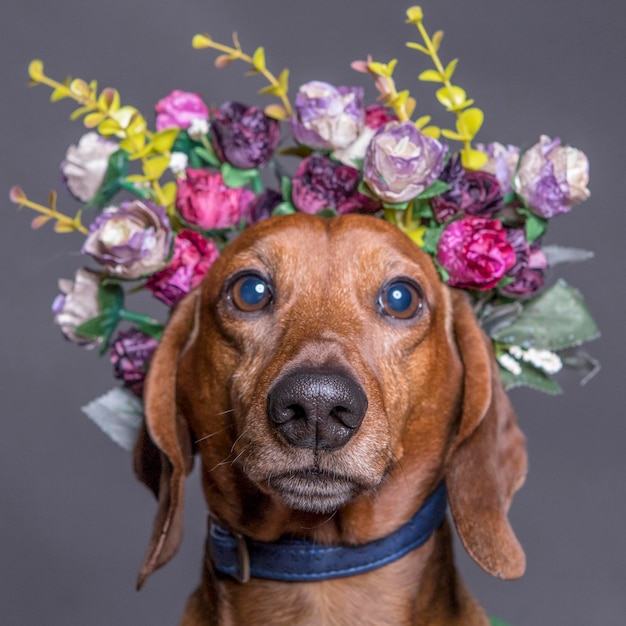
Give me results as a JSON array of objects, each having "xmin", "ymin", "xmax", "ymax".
[{"xmin": 195, "ymin": 425, "xmax": 230, "ymax": 444}]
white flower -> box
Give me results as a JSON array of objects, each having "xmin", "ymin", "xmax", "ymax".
[
  {"xmin": 61, "ymin": 132, "xmax": 118, "ymax": 202},
  {"xmin": 498, "ymin": 353, "xmax": 522, "ymax": 376},
  {"xmin": 187, "ymin": 118, "xmax": 210, "ymax": 141},
  {"xmin": 52, "ymin": 268, "xmax": 102, "ymax": 348},
  {"xmin": 169, "ymin": 151, "xmax": 189, "ymax": 176},
  {"xmin": 508, "ymin": 345, "xmax": 563, "ymax": 375}
]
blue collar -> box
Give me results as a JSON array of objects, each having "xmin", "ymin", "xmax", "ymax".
[{"xmin": 207, "ymin": 482, "xmax": 447, "ymax": 583}]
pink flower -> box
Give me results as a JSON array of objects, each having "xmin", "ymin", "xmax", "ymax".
[
  {"xmin": 176, "ymin": 169, "xmax": 254, "ymax": 230},
  {"xmin": 146, "ymin": 230, "xmax": 220, "ymax": 305},
  {"xmin": 437, "ymin": 217, "xmax": 516, "ymax": 290},
  {"xmin": 155, "ymin": 90, "xmax": 210, "ymax": 132}
]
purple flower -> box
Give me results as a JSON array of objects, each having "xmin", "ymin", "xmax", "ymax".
[
  {"xmin": 514, "ymin": 135, "xmax": 590, "ymax": 218},
  {"xmin": 291, "ymin": 154, "xmax": 380, "ymax": 215},
  {"xmin": 501, "ymin": 244, "xmax": 547, "ymax": 297},
  {"xmin": 431, "ymin": 156, "xmax": 503, "ymax": 223},
  {"xmin": 291, "ymin": 81, "xmax": 365, "ymax": 150},
  {"xmin": 363, "ymin": 121, "xmax": 447, "ymax": 204},
  {"xmin": 110, "ymin": 329, "xmax": 159, "ymax": 397},
  {"xmin": 52, "ymin": 268, "xmax": 102, "ymax": 348},
  {"xmin": 211, "ymin": 101, "xmax": 280, "ymax": 169},
  {"xmin": 61, "ymin": 132, "xmax": 118, "ymax": 202},
  {"xmin": 476, "ymin": 142, "xmax": 520, "ymax": 196},
  {"xmin": 247, "ymin": 189, "xmax": 283, "ymax": 224},
  {"xmin": 82, "ymin": 200, "xmax": 172, "ymax": 279},
  {"xmin": 155, "ymin": 90, "xmax": 210, "ymax": 132},
  {"xmin": 146, "ymin": 230, "xmax": 219, "ymax": 306},
  {"xmin": 437, "ymin": 217, "xmax": 516, "ymax": 290}
]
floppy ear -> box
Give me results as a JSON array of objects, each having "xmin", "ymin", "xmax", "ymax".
[
  {"xmin": 445, "ymin": 290, "xmax": 528, "ymax": 580},
  {"xmin": 134, "ymin": 291, "xmax": 200, "ymax": 589}
]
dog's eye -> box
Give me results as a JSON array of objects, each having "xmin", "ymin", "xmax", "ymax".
[
  {"xmin": 231, "ymin": 274, "xmax": 272, "ymax": 312},
  {"xmin": 379, "ymin": 280, "xmax": 422, "ymax": 320}
]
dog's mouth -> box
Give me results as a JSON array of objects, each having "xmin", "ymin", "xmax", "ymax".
[{"xmin": 266, "ymin": 469, "xmax": 368, "ymax": 514}]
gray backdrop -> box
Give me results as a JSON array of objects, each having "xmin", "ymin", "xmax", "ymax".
[{"xmin": 1, "ymin": 0, "xmax": 624, "ymax": 624}]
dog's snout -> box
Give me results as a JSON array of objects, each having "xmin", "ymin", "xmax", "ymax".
[{"xmin": 267, "ymin": 371, "xmax": 368, "ymax": 450}]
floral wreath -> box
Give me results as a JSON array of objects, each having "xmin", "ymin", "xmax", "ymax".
[{"xmin": 11, "ymin": 6, "xmax": 599, "ymax": 449}]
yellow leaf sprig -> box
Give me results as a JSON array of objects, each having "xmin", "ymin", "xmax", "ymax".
[
  {"xmin": 192, "ymin": 33, "xmax": 292, "ymax": 122},
  {"xmin": 351, "ymin": 58, "xmax": 440, "ymax": 138},
  {"xmin": 405, "ymin": 6, "xmax": 487, "ymax": 170},
  {"xmin": 10, "ymin": 186, "xmax": 88, "ymax": 235},
  {"xmin": 27, "ymin": 60, "xmax": 176, "ymax": 210}
]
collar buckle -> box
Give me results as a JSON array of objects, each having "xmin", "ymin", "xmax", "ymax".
[{"xmin": 233, "ymin": 531, "xmax": 251, "ymax": 583}]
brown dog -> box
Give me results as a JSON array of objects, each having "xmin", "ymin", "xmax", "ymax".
[{"xmin": 134, "ymin": 212, "xmax": 527, "ymax": 625}]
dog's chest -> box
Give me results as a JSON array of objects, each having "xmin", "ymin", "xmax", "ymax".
[{"xmin": 219, "ymin": 554, "xmax": 427, "ymax": 626}]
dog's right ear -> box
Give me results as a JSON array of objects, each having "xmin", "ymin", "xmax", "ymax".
[{"xmin": 134, "ymin": 291, "xmax": 200, "ymax": 589}]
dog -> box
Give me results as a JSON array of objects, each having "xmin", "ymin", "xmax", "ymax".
[{"xmin": 133, "ymin": 212, "xmax": 527, "ymax": 625}]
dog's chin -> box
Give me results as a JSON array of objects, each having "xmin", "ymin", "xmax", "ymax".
[{"xmin": 267, "ymin": 470, "xmax": 365, "ymax": 514}]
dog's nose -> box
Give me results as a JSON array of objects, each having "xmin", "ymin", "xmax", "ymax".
[{"xmin": 267, "ymin": 371, "xmax": 368, "ymax": 450}]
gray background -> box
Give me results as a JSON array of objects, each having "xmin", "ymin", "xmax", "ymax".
[{"xmin": 1, "ymin": 0, "xmax": 624, "ymax": 624}]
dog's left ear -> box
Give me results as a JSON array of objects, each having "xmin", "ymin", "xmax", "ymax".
[
  {"xmin": 134, "ymin": 292, "xmax": 200, "ymax": 589},
  {"xmin": 445, "ymin": 290, "xmax": 528, "ymax": 580}
]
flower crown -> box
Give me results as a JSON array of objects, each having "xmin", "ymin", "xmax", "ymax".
[{"xmin": 11, "ymin": 6, "xmax": 599, "ymax": 448}]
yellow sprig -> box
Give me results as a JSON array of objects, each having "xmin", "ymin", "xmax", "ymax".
[
  {"xmin": 192, "ymin": 33, "xmax": 293, "ymax": 118},
  {"xmin": 405, "ymin": 7, "xmax": 487, "ymax": 169},
  {"xmin": 10, "ymin": 186, "xmax": 88, "ymax": 235},
  {"xmin": 27, "ymin": 60, "xmax": 171, "ymax": 205}
]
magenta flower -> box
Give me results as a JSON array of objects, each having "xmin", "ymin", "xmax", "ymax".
[
  {"xmin": 146, "ymin": 230, "xmax": 219, "ymax": 306},
  {"xmin": 437, "ymin": 217, "xmax": 516, "ymax": 290},
  {"xmin": 514, "ymin": 135, "xmax": 590, "ymax": 218},
  {"xmin": 61, "ymin": 132, "xmax": 119, "ymax": 202},
  {"xmin": 431, "ymin": 156, "xmax": 503, "ymax": 223},
  {"xmin": 82, "ymin": 200, "xmax": 172, "ymax": 279},
  {"xmin": 291, "ymin": 81, "xmax": 365, "ymax": 150},
  {"xmin": 291, "ymin": 154, "xmax": 380, "ymax": 215},
  {"xmin": 176, "ymin": 169, "xmax": 254, "ymax": 230},
  {"xmin": 52, "ymin": 268, "xmax": 102, "ymax": 348},
  {"xmin": 211, "ymin": 101, "xmax": 280, "ymax": 169},
  {"xmin": 364, "ymin": 104, "xmax": 398, "ymax": 130},
  {"xmin": 155, "ymin": 90, "xmax": 210, "ymax": 132},
  {"xmin": 363, "ymin": 121, "xmax": 447, "ymax": 203},
  {"xmin": 110, "ymin": 329, "xmax": 159, "ymax": 397}
]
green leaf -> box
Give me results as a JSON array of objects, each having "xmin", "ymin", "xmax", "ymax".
[
  {"xmin": 422, "ymin": 224, "xmax": 445, "ymax": 255},
  {"xmin": 278, "ymin": 145, "xmax": 314, "ymax": 158},
  {"xmin": 382, "ymin": 200, "xmax": 410, "ymax": 211},
  {"xmin": 134, "ymin": 319, "xmax": 164, "ymax": 340},
  {"xmin": 491, "ymin": 280, "xmax": 600, "ymax": 352},
  {"xmin": 525, "ymin": 212, "xmax": 548, "ymax": 243},
  {"xmin": 272, "ymin": 202, "xmax": 297, "ymax": 216},
  {"xmin": 280, "ymin": 176, "xmax": 293, "ymax": 203},
  {"xmin": 543, "ymin": 245, "xmax": 594, "ymax": 267},
  {"xmin": 316, "ymin": 208, "xmax": 338, "ymax": 218},
  {"xmin": 194, "ymin": 146, "xmax": 221, "ymax": 168},
  {"xmin": 411, "ymin": 199, "xmax": 433, "ymax": 219},
  {"xmin": 221, "ymin": 163, "xmax": 259, "ymax": 188},
  {"xmin": 74, "ymin": 314, "xmax": 111, "ymax": 340},
  {"xmin": 489, "ymin": 618, "xmax": 512, "ymax": 626},
  {"xmin": 416, "ymin": 179, "xmax": 452, "ymax": 200},
  {"xmin": 87, "ymin": 149, "xmax": 129, "ymax": 208},
  {"xmin": 98, "ymin": 282, "xmax": 124, "ymax": 315},
  {"xmin": 499, "ymin": 358, "xmax": 562, "ymax": 395}
]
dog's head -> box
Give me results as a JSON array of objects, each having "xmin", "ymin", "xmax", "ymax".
[{"xmin": 135, "ymin": 213, "xmax": 527, "ymax": 586}]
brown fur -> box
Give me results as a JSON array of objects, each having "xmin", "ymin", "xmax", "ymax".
[{"xmin": 134, "ymin": 213, "xmax": 527, "ymax": 625}]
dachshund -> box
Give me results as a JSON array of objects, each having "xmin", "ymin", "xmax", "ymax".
[{"xmin": 133, "ymin": 212, "xmax": 527, "ymax": 625}]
